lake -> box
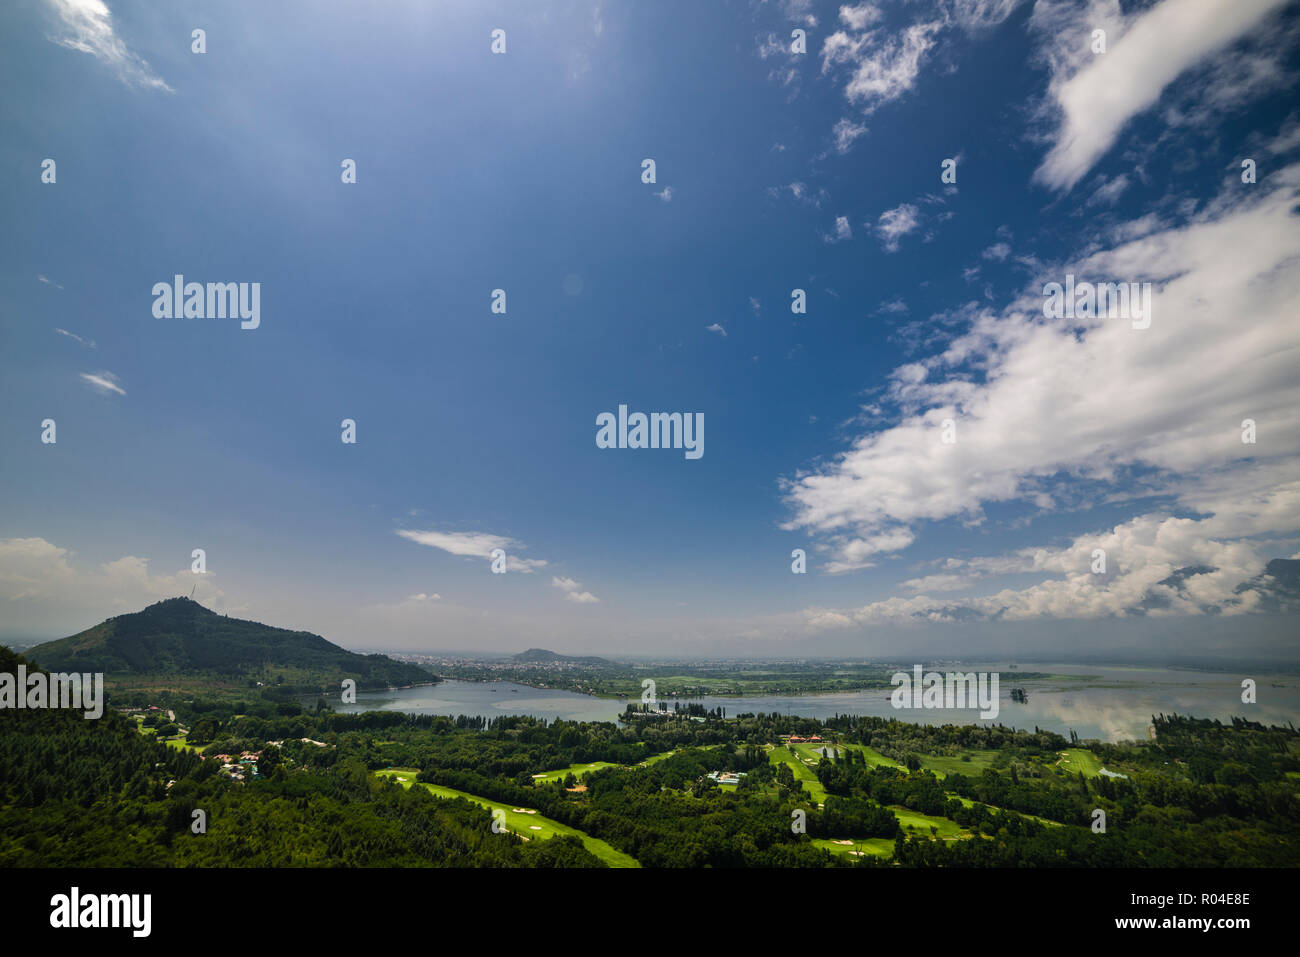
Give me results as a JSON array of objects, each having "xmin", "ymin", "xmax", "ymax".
[{"xmin": 330, "ymin": 662, "xmax": 1300, "ymax": 742}]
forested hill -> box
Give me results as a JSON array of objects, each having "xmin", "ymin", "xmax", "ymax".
[
  {"xmin": 23, "ymin": 597, "xmax": 433, "ymax": 691},
  {"xmin": 511, "ymin": 648, "xmax": 613, "ymax": 666}
]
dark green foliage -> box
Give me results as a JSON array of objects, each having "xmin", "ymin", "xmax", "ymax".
[
  {"xmin": 4, "ymin": 643, "xmax": 1298, "ymax": 868},
  {"xmin": 24, "ymin": 597, "xmax": 431, "ymax": 692}
]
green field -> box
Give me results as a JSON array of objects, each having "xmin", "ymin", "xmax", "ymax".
[
  {"xmin": 789, "ymin": 741, "xmax": 841, "ymax": 764},
  {"xmin": 889, "ymin": 806, "xmax": 971, "ymax": 840},
  {"xmin": 533, "ymin": 749, "xmax": 676, "ymax": 781},
  {"xmin": 917, "ymin": 750, "xmax": 1000, "ymax": 778},
  {"xmin": 941, "ymin": 792, "xmax": 1061, "ymax": 827},
  {"xmin": 530, "ymin": 761, "xmax": 619, "ymax": 783},
  {"xmin": 838, "ymin": 743, "xmax": 906, "ymax": 770},
  {"xmin": 782, "ymin": 740, "xmax": 1047, "ymax": 834},
  {"xmin": 817, "ymin": 741, "xmax": 997, "ymax": 779},
  {"xmin": 1056, "ymin": 748, "xmax": 1105, "ymax": 777},
  {"xmin": 813, "ymin": 837, "xmax": 895, "ymax": 860},
  {"xmin": 132, "ymin": 714, "xmax": 203, "ymax": 754},
  {"xmin": 636, "ymin": 750, "xmax": 676, "ymax": 768},
  {"xmin": 768, "ymin": 746, "xmax": 829, "ymax": 804},
  {"xmin": 376, "ymin": 769, "xmax": 639, "ymax": 868}
]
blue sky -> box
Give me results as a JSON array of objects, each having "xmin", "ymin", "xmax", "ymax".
[{"xmin": 2, "ymin": 0, "xmax": 1299, "ymax": 660}]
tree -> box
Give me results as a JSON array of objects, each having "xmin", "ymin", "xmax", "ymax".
[
  {"xmin": 189, "ymin": 717, "xmax": 219, "ymax": 745},
  {"xmin": 260, "ymin": 744, "xmax": 282, "ymax": 777}
]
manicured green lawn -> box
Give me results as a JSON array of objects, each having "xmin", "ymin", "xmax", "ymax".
[
  {"xmin": 533, "ymin": 749, "xmax": 679, "ymax": 781},
  {"xmin": 1056, "ymin": 748, "xmax": 1105, "ymax": 777},
  {"xmin": 917, "ymin": 750, "xmax": 999, "ymax": 778},
  {"xmin": 942, "ymin": 792, "xmax": 1061, "ymax": 827},
  {"xmin": 838, "ymin": 743, "xmax": 906, "ymax": 770},
  {"xmin": 133, "ymin": 715, "xmax": 203, "ymax": 754},
  {"xmin": 768, "ymin": 746, "xmax": 829, "ymax": 804},
  {"xmin": 790, "ymin": 742, "xmax": 841, "ymax": 764},
  {"xmin": 375, "ymin": 769, "xmax": 639, "ymax": 868},
  {"xmin": 813, "ymin": 837, "xmax": 895, "ymax": 860},
  {"xmin": 636, "ymin": 750, "xmax": 676, "ymax": 767},
  {"xmin": 889, "ymin": 806, "xmax": 971, "ymax": 840},
  {"xmin": 530, "ymin": 761, "xmax": 620, "ymax": 783},
  {"xmin": 811, "ymin": 741, "xmax": 995, "ymax": 779}
]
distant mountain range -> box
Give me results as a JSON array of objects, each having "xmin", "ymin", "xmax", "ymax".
[
  {"xmin": 23, "ymin": 597, "xmax": 432, "ymax": 691},
  {"xmin": 510, "ymin": 648, "xmax": 614, "ymax": 667}
]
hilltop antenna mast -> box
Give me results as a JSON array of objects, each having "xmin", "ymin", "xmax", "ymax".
[{"xmin": 190, "ymin": 584, "xmax": 196, "ymax": 599}]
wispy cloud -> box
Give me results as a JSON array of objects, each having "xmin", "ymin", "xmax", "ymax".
[
  {"xmin": 819, "ymin": 3, "xmax": 1022, "ymax": 153},
  {"xmin": 396, "ymin": 528, "xmax": 547, "ymax": 572},
  {"xmin": 654, "ymin": 186, "xmax": 674, "ymax": 202},
  {"xmin": 706, "ymin": 323, "xmax": 728, "ymax": 337},
  {"xmin": 823, "ymin": 215, "xmax": 853, "ymax": 244},
  {"xmin": 767, "ymin": 181, "xmax": 828, "ymax": 208},
  {"xmin": 37, "ymin": 274, "xmax": 64, "ymax": 290},
  {"xmin": 1030, "ymin": 0, "xmax": 1288, "ymax": 191},
  {"xmin": 56, "ymin": 328, "xmax": 96, "ymax": 349},
  {"xmin": 1086, "ymin": 173, "xmax": 1131, "ymax": 207},
  {"xmin": 80, "ymin": 370, "xmax": 124, "ymax": 395},
  {"xmin": 838, "ymin": 3, "xmax": 883, "ymax": 31},
  {"xmin": 822, "ymin": 15, "xmax": 943, "ymax": 115},
  {"xmin": 831, "ymin": 117, "xmax": 869, "ymax": 154},
  {"xmin": 45, "ymin": 0, "xmax": 174, "ymax": 92},
  {"xmin": 875, "ymin": 203, "xmax": 920, "ymax": 252}
]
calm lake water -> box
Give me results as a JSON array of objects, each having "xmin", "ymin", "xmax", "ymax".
[{"xmin": 331, "ymin": 663, "xmax": 1300, "ymax": 743}]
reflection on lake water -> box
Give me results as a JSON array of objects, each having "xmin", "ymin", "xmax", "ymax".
[{"xmin": 331, "ymin": 663, "xmax": 1300, "ymax": 743}]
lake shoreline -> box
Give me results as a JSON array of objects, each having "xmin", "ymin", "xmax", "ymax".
[{"xmin": 325, "ymin": 667, "xmax": 1300, "ymax": 743}]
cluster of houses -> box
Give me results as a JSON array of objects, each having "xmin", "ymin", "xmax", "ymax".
[
  {"xmin": 117, "ymin": 704, "xmax": 342, "ymax": 784},
  {"xmin": 211, "ymin": 751, "xmax": 261, "ymax": 782},
  {"xmin": 626, "ymin": 708, "xmax": 708, "ymax": 722},
  {"xmin": 706, "ymin": 771, "xmax": 747, "ymax": 786},
  {"xmin": 119, "ymin": 704, "xmax": 176, "ymax": 722}
]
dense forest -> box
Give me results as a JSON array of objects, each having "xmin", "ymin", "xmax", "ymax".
[{"xmin": 2, "ymin": 644, "xmax": 1297, "ymax": 867}]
